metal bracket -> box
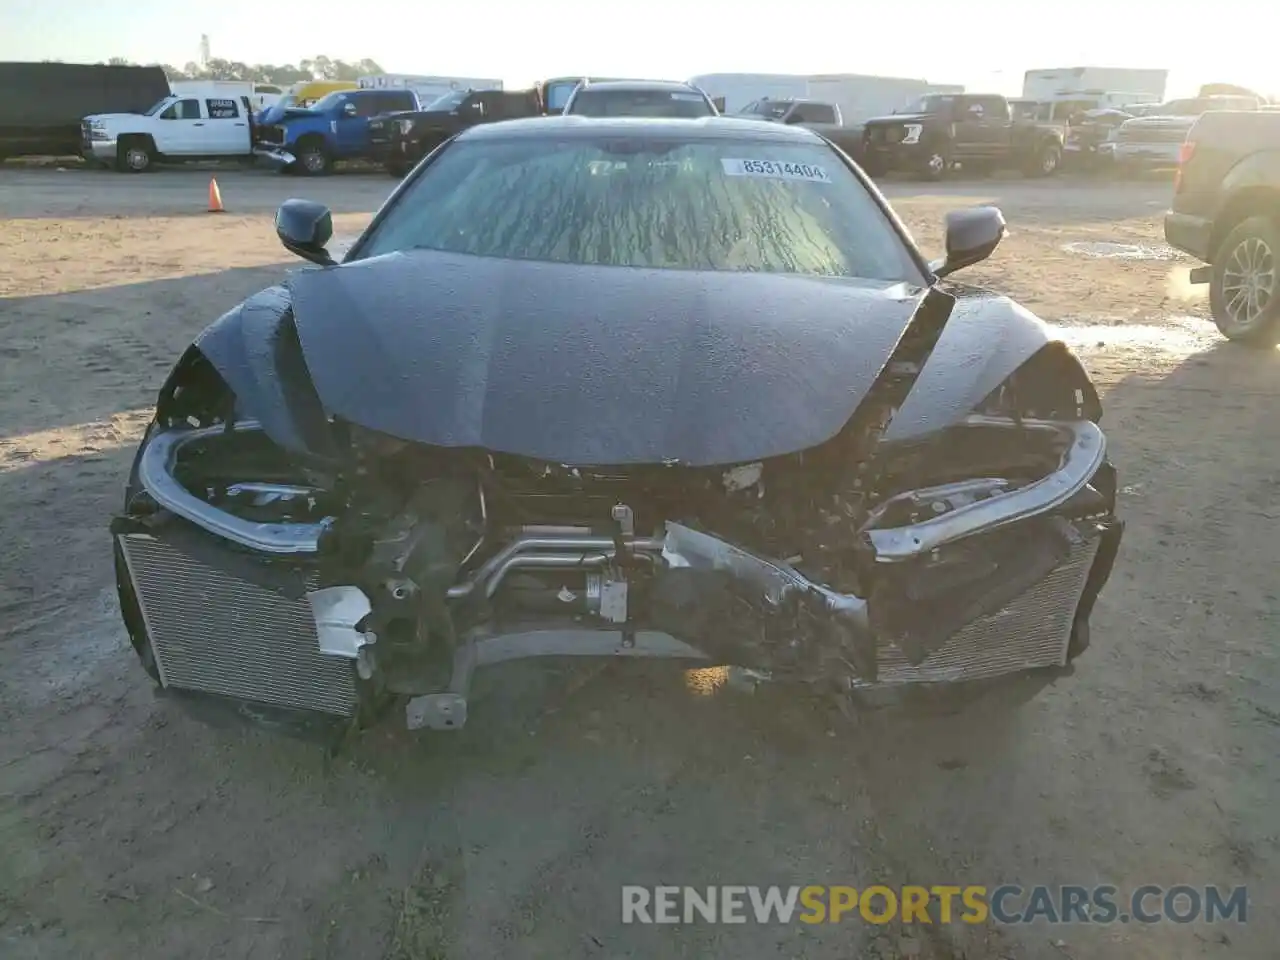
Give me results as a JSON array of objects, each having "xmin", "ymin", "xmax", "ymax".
[
  {"xmin": 404, "ymin": 641, "xmax": 476, "ymax": 731},
  {"xmin": 307, "ymin": 586, "xmax": 376, "ymax": 659}
]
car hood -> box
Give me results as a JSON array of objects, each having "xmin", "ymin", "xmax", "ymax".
[
  {"xmin": 865, "ymin": 113, "xmax": 932, "ymax": 126},
  {"xmin": 192, "ymin": 250, "xmax": 1057, "ymax": 467},
  {"xmin": 370, "ymin": 110, "xmax": 418, "ymax": 125},
  {"xmin": 1124, "ymin": 115, "xmax": 1195, "ymax": 127},
  {"xmin": 84, "ymin": 112, "xmax": 146, "ymax": 125},
  {"xmin": 402, "ymin": 109, "xmax": 460, "ymax": 127}
]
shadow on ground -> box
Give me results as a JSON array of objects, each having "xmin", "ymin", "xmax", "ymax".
[{"xmin": 839, "ymin": 339, "xmax": 1280, "ymax": 960}]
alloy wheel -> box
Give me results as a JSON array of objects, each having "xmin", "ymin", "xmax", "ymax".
[{"xmin": 1222, "ymin": 236, "xmax": 1276, "ymax": 333}]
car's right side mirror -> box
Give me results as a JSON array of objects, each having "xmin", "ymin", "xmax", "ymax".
[
  {"xmin": 275, "ymin": 198, "xmax": 336, "ymax": 267},
  {"xmin": 931, "ymin": 205, "xmax": 1006, "ymax": 278}
]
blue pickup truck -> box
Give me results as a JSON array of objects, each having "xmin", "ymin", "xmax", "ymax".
[{"xmin": 253, "ymin": 88, "xmax": 421, "ymax": 174}]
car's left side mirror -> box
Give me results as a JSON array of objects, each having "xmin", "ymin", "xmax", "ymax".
[
  {"xmin": 930, "ymin": 205, "xmax": 1006, "ymax": 279},
  {"xmin": 342, "ymin": 102, "xmax": 358, "ymax": 118},
  {"xmin": 275, "ymin": 198, "xmax": 336, "ymax": 267}
]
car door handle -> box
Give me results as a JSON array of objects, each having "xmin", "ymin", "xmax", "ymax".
[
  {"xmin": 193, "ymin": 122, "xmax": 204, "ymax": 126},
  {"xmin": 234, "ymin": 122, "xmax": 246, "ymax": 126}
]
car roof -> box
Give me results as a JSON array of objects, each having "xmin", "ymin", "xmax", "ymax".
[
  {"xmin": 457, "ymin": 115, "xmax": 823, "ymax": 143},
  {"xmin": 576, "ymin": 79, "xmax": 702, "ymax": 94}
]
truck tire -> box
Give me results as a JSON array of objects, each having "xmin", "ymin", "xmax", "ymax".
[
  {"xmin": 295, "ymin": 136, "xmax": 332, "ymax": 176},
  {"xmin": 386, "ymin": 157, "xmax": 408, "ymax": 177},
  {"xmin": 116, "ymin": 136, "xmax": 155, "ymax": 173},
  {"xmin": 1026, "ymin": 141, "xmax": 1062, "ymax": 177},
  {"xmin": 1209, "ymin": 216, "xmax": 1280, "ymax": 347},
  {"xmin": 918, "ymin": 151, "xmax": 950, "ymax": 181}
]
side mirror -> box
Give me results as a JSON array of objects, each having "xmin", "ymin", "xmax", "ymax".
[
  {"xmin": 931, "ymin": 205, "xmax": 1006, "ymax": 278},
  {"xmin": 342, "ymin": 102, "xmax": 358, "ymax": 118},
  {"xmin": 712, "ymin": 96, "xmax": 726, "ymax": 113},
  {"xmin": 275, "ymin": 198, "xmax": 335, "ymax": 266}
]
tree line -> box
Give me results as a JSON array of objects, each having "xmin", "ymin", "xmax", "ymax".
[{"xmin": 96, "ymin": 55, "xmax": 386, "ymax": 85}]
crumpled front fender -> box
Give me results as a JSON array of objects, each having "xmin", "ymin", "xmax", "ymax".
[{"xmin": 166, "ymin": 286, "xmax": 337, "ymax": 459}]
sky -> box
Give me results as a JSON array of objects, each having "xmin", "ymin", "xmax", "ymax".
[{"xmin": 1, "ymin": 0, "xmax": 1274, "ymax": 100}]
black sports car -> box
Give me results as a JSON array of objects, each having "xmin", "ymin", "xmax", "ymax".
[{"xmin": 112, "ymin": 116, "xmax": 1123, "ymax": 733}]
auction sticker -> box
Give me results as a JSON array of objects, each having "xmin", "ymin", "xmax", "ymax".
[{"xmin": 721, "ymin": 158, "xmax": 832, "ymax": 182}]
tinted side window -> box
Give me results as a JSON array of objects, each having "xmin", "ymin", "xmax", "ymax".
[
  {"xmin": 177, "ymin": 98, "xmax": 201, "ymax": 120},
  {"xmin": 206, "ymin": 98, "xmax": 239, "ymax": 119},
  {"xmin": 353, "ymin": 95, "xmax": 383, "ymax": 118},
  {"xmin": 382, "ymin": 91, "xmax": 417, "ymax": 113},
  {"xmin": 795, "ymin": 103, "xmax": 836, "ymax": 123},
  {"xmin": 973, "ymin": 96, "xmax": 1009, "ymax": 118}
]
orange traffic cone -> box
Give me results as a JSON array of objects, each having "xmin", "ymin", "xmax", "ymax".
[{"xmin": 207, "ymin": 177, "xmax": 224, "ymax": 213}]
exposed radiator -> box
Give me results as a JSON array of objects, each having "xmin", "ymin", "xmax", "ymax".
[
  {"xmin": 117, "ymin": 532, "xmax": 359, "ymax": 716},
  {"xmin": 859, "ymin": 529, "xmax": 1102, "ymax": 687}
]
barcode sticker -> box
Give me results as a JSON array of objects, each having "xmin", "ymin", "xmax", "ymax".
[{"xmin": 721, "ymin": 158, "xmax": 832, "ymax": 182}]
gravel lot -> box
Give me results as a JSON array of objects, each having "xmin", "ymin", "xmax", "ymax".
[{"xmin": 1, "ymin": 164, "xmax": 1277, "ymax": 960}]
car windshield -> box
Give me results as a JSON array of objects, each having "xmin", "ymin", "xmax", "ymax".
[
  {"xmin": 738, "ymin": 100, "xmax": 791, "ymax": 120},
  {"xmin": 426, "ymin": 91, "xmax": 468, "ymax": 111},
  {"xmin": 354, "ymin": 135, "xmax": 921, "ymax": 283},
  {"xmin": 569, "ymin": 89, "xmax": 713, "ymax": 118},
  {"xmin": 143, "ymin": 97, "xmax": 174, "ymax": 116},
  {"xmin": 311, "ymin": 92, "xmax": 347, "ymax": 113},
  {"xmin": 543, "ymin": 80, "xmax": 583, "ymax": 112}
]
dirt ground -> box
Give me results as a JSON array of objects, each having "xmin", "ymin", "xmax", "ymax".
[{"xmin": 1, "ymin": 164, "xmax": 1277, "ymax": 960}]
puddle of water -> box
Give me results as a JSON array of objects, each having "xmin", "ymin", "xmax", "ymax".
[{"xmin": 1062, "ymin": 240, "xmax": 1180, "ymax": 261}]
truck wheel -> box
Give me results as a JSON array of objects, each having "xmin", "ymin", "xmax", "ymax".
[
  {"xmin": 1210, "ymin": 216, "xmax": 1280, "ymax": 347},
  {"xmin": 295, "ymin": 137, "xmax": 331, "ymax": 176},
  {"xmin": 116, "ymin": 136, "xmax": 155, "ymax": 173},
  {"xmin": 919, "ymin": 152, "xmax": 949, "ymax": 180},
  {"xmin": 1027, "ymin": 142, "xmax": 1062, "ymax": 177},
  {"xmin": 386, "ymin": 158, "xmax": 408, "ymax": 177}
]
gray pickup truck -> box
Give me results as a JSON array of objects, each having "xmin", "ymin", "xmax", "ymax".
[
  {"xmin": 1112, "ymin": 95, "xmax": 1261, "ymax": 172},
  {"xmin": 734, "ymin": 98, "xmax": 866, "ymax": 164},
  {"xmin": 1165, "ymin": 110, "xmax": 1280, "ymax": 344}
]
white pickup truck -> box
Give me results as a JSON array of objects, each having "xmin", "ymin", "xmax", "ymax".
[{"xmin": 82, "ymin": 93, "xmax": 255, "ymax": 172}]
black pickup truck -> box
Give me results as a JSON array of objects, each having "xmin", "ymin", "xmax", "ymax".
[
  {"xmin": 861, "ymin": 93, "xmax": 1064, "ymax": 179},
  {"xmin": 1165, "ymin": 110, "xmax": 1280, "ymax": 345},
  {"xmin": 377, "ymin": 88, "xmax": 541, "ymax": 175}
]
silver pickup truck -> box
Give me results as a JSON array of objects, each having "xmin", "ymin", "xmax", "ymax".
[
  {"xmin": 1111, "ymin": 95, "xmax": 1261, "ymax": 171},
  {"xmin": 734, "ymin": 98, "xmax": 866, "ymax": 163}
]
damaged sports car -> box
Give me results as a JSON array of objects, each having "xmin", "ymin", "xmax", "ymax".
[{"xmin": 112, "ymin": 116, "xmax": 1123, "ymax": 733}]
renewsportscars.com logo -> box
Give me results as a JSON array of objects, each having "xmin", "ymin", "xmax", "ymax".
[{"xmin": 621, "ymin": 885, "xmax": 1249, "ymax": 925}]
